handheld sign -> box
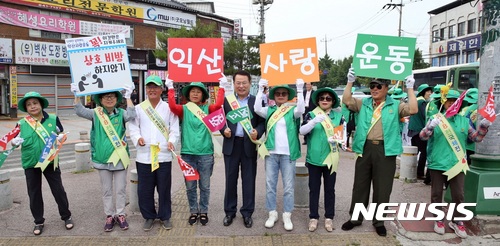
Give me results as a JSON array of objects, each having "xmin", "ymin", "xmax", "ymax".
[
  {"xmin": 226, "ymin": 106, "xmax": 253, "ymax": 124},
  {"xmin": 353, "ymin": 34, "xmax": 416, "ymax": 81},
  {"xmin": 260, "ymin": 37, "xmax": 319, "ymax": 86}
]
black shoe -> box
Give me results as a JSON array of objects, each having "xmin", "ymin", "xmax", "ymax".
[
  {"xmin": 188, "ymin": 213, "xmax": 198, "ymax": 225},
  {"xmin": 375, "ymin": 225, "xmax": 387, "ymax": 236},
  {"xmin": 341, "ymin": 221, "xmax": 361, "ymax": 231},
  {"xmin": 223, "ymin": 215, "xmax": 235, "ymax": 226},
  {"xmin": 243, "ymin": 217, "xmax": 253, "ymax": 228},
  {"xmin": 199, "ymin": 213, "xmax": 208, "ymax": 226}
]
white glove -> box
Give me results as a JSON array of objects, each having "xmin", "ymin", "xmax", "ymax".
[
  {"xmin": 258, "ymin": 79, "xmax": 268, "ymax": 92},
  {"xmin": 70, "ymin": 83, "xmax": 78, "ymax": 93},
  {"xmin": 480, "ymin": 118, "xmax": 493, "ymax": 127},
  {"xmin": 123, "ymin": 84, "xmax": 134, "ymax": 99},
  {"xmin": 57, "ymin": 133, "xmax": 65, "ymax": 142},
  {"xmin": 427, "ymin": 118, "xmax": 440, "ymax": 130},
  {"xmin": 347, "ymin": 68, "xmax": 356, "ymax": 83},
  {"xmin": 328, "ymin": 136, "xmax": 336, "ymax": 144},
  {"xmin": 311, "ymin": 114, "xmax": 327, "ymax": 124},
  {"xmin": 165, "ymin": 76, "xmax": 174, "ymax": 90},
  {"xmin": 296, "ymin": 79, "xmax": 305, "ymax": 93},
  {"xmin": 11, "ymin": 136, "xmax": 24, "ymax": 146},
  {"xmin": 219, "ymin": 73, "xmax": 230, "ymax": 89},
  {"xmin": 405, "ymin": 75, "xmax": 415, "ymax": 89}
]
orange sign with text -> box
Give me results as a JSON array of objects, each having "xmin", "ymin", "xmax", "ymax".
[
  {"xmin": 260, "ymin": 37, "xmax": 319, "ymax": 86},
  {"xmin": 168, "ymin": 38, "xmax": 224, "ymax": 82}
]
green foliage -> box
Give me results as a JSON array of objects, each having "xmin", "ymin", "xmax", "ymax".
[
  {"xmin": 413, "ymin": 48, "xmax": 430, "ymax": 70},
  {"xmin": 224, "ymin": 35, "xmax": 262, "ymax": 76}
]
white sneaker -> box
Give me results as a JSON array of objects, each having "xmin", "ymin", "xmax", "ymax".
[
  {"xmin": 449, "ymin": 221, "xmax": 468, "ymax": 238},
  {"xmin": 308, "ymin": 219, "xmax": 318, "ymax": 232},
  {"xmin": 434, "ymin": 221, "xmax": 445, "ymax": 235},
  {"xmin": 282, "ymin": 212, "xmax": 293, "ymax": 231},
  {"xmin": 264, "ymin": 210, "xmax": 278, "ymax": 228},
  {"xmin": 324, "ymin": 218, "xmax": 334, "ymax": 232}
]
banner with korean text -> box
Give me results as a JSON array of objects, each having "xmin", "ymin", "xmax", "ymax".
[
  {"xmin": 167, "ymin": 38, "xmax": 224, "ymax": 82},
  {"xmin": 353, "ymin": 34, "xmax": 416, "ymax": 81},
  {"xmin": 65, "ymin": 34, "xmax": 134, "ymax": 96},
  {"xmin": 260, "ymin": 37, "xmax": 319, "ymax": 86}
]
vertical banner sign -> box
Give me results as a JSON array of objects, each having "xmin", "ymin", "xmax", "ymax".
[
  {"xmin": 167, "ymin": 38, "xmax": 224, "ymax": 82},
  {"xmin": 353, "ymin": 34, "xmax": 416, "ymax": 81},
  {"xmin": 9, "ymin": 66, "xmax": 17, "ymax": 108},
  {"xmin": 259, "ymin": 37, "xmax": 319, "ymax": 86},
  {"xmin": 65, "ymin": 34, "xmax": 133, "ymax": 96}
]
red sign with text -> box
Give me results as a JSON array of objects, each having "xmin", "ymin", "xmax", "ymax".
[{"xmin": 168, "ymin": 38, "xmax": 224, "ymax": 82}]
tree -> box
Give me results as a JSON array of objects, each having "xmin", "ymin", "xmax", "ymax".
[
  {"xmin": 413, "ymin": 48, "xmax": 430, "ymax": 70},
  {"xmin": 224, "ymin": 35, "xmax": 262, "ymax": 76}
]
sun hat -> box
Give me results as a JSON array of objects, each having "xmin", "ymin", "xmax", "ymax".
[
  {"xmin": 269, "ymin": 84, "xmax": 296, "ymax": 101},
  {"xmin": 145, "ymin": 75, "xmax": 162, "ymax": 86},
  {"xmin": 416, "ymin": 84, "xmax": 433, "ymax": 97},
  {"xmin": 312, "ymin": 87, "xmax": 340, "ymax": 108},
  {"xmin": 430, "ymin": 84, "xmax": 444, "ymax": 99},
  {"xmin": 93, "ymin": 91, "xmax": 123, "ymax": 107},
  {"xmin": 390, "ymin": 88, "xmax": 408, "ymax": 99},
  {"xmin": 445, "ymin": 89, "xmax": 461, "ymax": 99},
  {"xmin": 181, "ymin": 82, "xmax": 209, "ymax": 102},
  {"xmin": 464, "ymin": 88, "xmax": 478, "ymax": 104},
  {"xmin": 18, "ymin": 91, "xmax": 49, "ymax": 112}
]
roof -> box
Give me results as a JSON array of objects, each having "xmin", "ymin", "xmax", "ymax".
[
  {"xmin": 179, "ymin": 0, "xmax": 215, "ymax": 13},
  {"xmin": 427, "ymin": 0, "xmax": 473, "ymax": 15}
]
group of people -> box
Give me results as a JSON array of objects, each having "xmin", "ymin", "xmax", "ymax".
[{"xmin": 5, "ymin": 68, "xmax": 492, "ymax": 239}]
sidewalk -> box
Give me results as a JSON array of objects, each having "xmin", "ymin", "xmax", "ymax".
[{"xmin": 1, "ymin": 117, "xmax": 499, "ymax": 245}]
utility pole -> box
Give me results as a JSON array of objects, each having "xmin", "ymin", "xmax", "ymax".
[
  {"xmin": 320, "ymin": 34, "xmax": 332, "ymax": 56},
  {"xmin": 384, "ymin": 0, "xmax": 403, "ymax": 37},
  {"xmin": 463, "ymin": 0, "xmax": 500, "ymax": 214},
  {"xmin": 252, "ymin": 0, "xmax": 273, "ymax": 43}
]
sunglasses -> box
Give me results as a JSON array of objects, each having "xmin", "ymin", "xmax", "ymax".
[
  {"xmin": 275, "ymin": 91, "xmax": 289, "ymax": 97},
  {"xmin": 319, "ymin": 96, "xmax": 333, "ymax": 102},
  {"xmin": 369, "ymin": 84, "xmax": 383, "ymax": 90}
]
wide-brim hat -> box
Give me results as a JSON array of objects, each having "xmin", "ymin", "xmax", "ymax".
[
  {"xmin": 390, "ymin": 88, "xmax": 407, "ymax": 99},
  {"xmin": 430, "ymin": 84, "xmax": 444, "ymax": 99},
  {"xmin": 182, "ymin": 82, "xmax": 209, "ymax": 102},
  {"xmin": 445, "ymin": 89, "xmax": 461, "ymax": 99},
  {"xmin": 464, "ymin": 88, "xmax": 478, "ymax": 104},
  {"xmin": 93, "ymin": 91, "xmax": 123, "ymax": 107},
  {"xmin": 145, "ymin": 75, "xmax": 162, "ymax": 86},
  {"xmin": 417, "ymin": 83, "xmax": 433, "ymax": 97},
  {"xmin": 312, "ymin": 87, "xmax": 340, "ymax": 108},
  {"xmin": 269, "ymin": 84, "xmax": 296, "ymax": 101},
  {"xmin": 18, "ymin": 91, "xmax": 49, "ymax": 112}
]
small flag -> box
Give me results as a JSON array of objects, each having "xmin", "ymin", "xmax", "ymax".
[
  {"xmin": 177, "ymin": 155, "xmax": 199, "ymax": 181},
  {"xmin": 445, "ymin": 90, "xmax": 467, "ymax": 118},
  {"xmin": 150, "ymin": 143, "xmax": 160, "ymax": 172},
  {"xmin": 478, "ymin": 84, "xmax": 497, "ymax": 122},
  {"xmin": 0, "ymin": 126, "xmax": 20, "ymax": 150},
  {"xmin": 226, "ymin": 106, "xmax": 253, "ymax": 124},
  {"xmin": 202, "ymin": 108, "xmax": 226, "ymax": 132},
  {"xmin": 0, "ymin": 147, "xmax": 16, "ymax": 169}
]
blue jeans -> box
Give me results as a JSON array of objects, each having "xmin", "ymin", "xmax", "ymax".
[
  {"xmin": 181, "ymin": 154, "xmax": 214, "ymax": 214},
  {"xmin": 265, "ymin": 154, "xmax": 296, "ymax": 213}
]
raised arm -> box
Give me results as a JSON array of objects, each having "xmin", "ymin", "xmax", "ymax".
[
  {"xmin": 294, "ymin": 79, "xmax": 305, "ymax": 118},
  {"xmin": 254, "ymin": 79, "xmax": 269, "ymax": 118}
]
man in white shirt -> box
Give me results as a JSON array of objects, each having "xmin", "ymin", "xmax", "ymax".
[{"xmin": 128, "ymin": 75, "xmax": 180, "ymax": 231}]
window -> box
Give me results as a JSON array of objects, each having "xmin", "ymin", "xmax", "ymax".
[
  {"xmin": 478, "ymin": 18, "xmax": 482, "ymax": 32},
  {"xmin": 101, "ymin": 20, "xmax": 134, "ymax": 47},
  {"xmin": 447, "ymin": 55, "xmax": 455, "ymax": 65},
  {"xmin": 439, "ymin": 28, "xmax": 445, "ymax": 40},
  {"xmin": 29, "ymin": 9, "xmax": 72, "ymax": 40},
  {"xmin": 432, "ymin": 57, "xmax": 439, "ymax": 66},
  {"xmin": 458, "ymin": 70, "xmax": 477, "ymax": 90},
  {"xmin": 467, "ymin": 19, "xmax": 477, "ymax": 34},
  {"xmin": 439, "ymin": 56, "xmax": 446, "ymax": 66},
  {"xmin": 467, "ymin": 51, "xmax": 476, "ymax": 63},
  {"xmin": 432, "ymin": 30, "xmax": 440, "ymax": 42},
  {"xmin": 458, "ymin": 22, "xmax": 466, "ymax": 36},
  {"xmin": 448, "ymin": 25, "xmax": 455, "ymax": 38}
]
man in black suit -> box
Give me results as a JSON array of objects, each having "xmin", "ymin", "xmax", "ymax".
[
  {"xmin": 221, "ymin": 71, "xmax": 266, "ymax": 228},
  {"xmin": 302, "ymin": 82, "xmax": 315, "ymax": 144}
]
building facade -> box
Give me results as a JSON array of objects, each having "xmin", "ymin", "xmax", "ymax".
[{"xmin": 428, "ymin": 0, "xmax": 482, "ymax": 67}]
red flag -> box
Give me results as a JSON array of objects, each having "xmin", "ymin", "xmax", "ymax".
[
  {"xmin": 478, "ymin": 85, "xmax": 497, "ymax": 122},
  {"xmin": 202, "ymin": 107, "xmax": 226, "ymax": 132},
  {"xmin": 0, "ymin": 126, "xmax": 20, "ymax": 150},
  {"xmin": 177, "ymin": 155, "xmax": 200, "ymax": 181},
  {"xmin": 445, "ymin": 90, "xmax": 468, "ymax": 118}
]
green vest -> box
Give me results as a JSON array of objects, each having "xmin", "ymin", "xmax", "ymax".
[
  {"xmin": 408, "ymin": 97, "xmax": 427, "ymax": 132},
  {"xmin": 91, "ymin": 108, "xmax": 129, "ymax": 164},
  {"xmin": 181, "ymin": 104, "xmax": 213, "ymax": 155},
  {"xmin": 352, "ymin": 96, "xmax": 403, "ymax": 156},
  {"xmin": 305, "ymin": 110, "xmax": 343, "ymax": 166},
  {"xmin": 19, "ymin": 115, "xmax": 57, "ymax": 169},
  {"xmin": 460, "ymin": 104, "xmax": 478, "ymax": 151},
  {"xmin": 265, "ymin": 106, "xmax": 301, "ymax": 161},
  {"xmin": 427, "ymin": 114, "xmax": 469, "ymax": 171},
  {"xmin": 426, "ymin": 99, "xmax": 439, "ymax": 122}
]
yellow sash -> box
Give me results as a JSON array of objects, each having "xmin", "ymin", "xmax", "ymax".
[
  {"xmin": 367, "ymin": 101, "xmax": 385, "ymax": 135},
  {"xmin": 94, "ymin": 107, "xmax": 130, "ymax": 168},
  {"xmin": 140, "ymin": 100, "xmax": 170, "ymax": 172},
  {"xmin": 312, "ymin": 107, "xmax": 339, "ymax": 174},
  {"xmin": 24, "ymin": 116, "xmax": 59, "ymax": 171},
  {"xmin": 226, "ymin": 94, "xmax": 261, "ymax": 145},
  {"xmin": 434, "ymin": 113, "xmax": 469, "ymax": 180},
  {"xmin": 185, "ymin": 102, "xmax": 222, "ymax": 157},
  {"xmin": 258, "ymin": 105, "xmax": 294, "ymax": 160}
]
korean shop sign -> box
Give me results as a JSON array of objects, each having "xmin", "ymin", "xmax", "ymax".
[
  {"xmin": 65, "ymin": 34, "xmax": 133, "ymax": 96},
  {"xmin": 260, "ymin": 37, "xmax": 319, "ymax": 86},
  {"xmin": 353, "ymin": 34, "xmax": 416, "ymax": 81},
  {"xmin": 168, "ymin": 38, "xmax": 224, "ymax": 82},
  {"xmin": 15, "ymin": 40, "xmax": 68, "ymax": 66}
]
